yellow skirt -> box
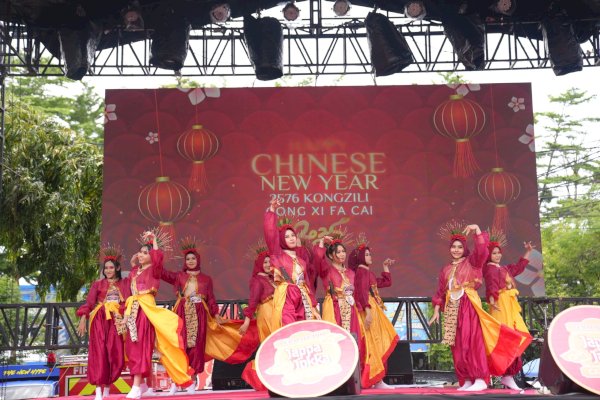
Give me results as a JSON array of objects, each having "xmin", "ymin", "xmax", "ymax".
[
  {"xmin": 490, "ymin": 288, "xmax": 529, "ymax": 334},
  {"xmin": 204, "ymin": 302, "xmax": 260, "ymax": 364},
  {"xmin": 359, "ymin": 297, "xmax": 399, "ymax": 388},
  {"xmin": 256, "ymin": 300, "xmax": 274, "ymax": 342}
]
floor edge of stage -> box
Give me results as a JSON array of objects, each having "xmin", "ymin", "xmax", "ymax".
[{"xmin": 40, "ymin": 386, "xmax": 600, "ymax": 400}]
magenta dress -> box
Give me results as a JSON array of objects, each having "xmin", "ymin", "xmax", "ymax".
[
  {"xmin": 125, "ymin": 249, "xmax": 163, "ymax": 377},
  {"xmin": 263, "ymin": 210, "xmax": 317, "ymax": 326},
  {"xmin": 431, "ymin": 233, "xmax": 490, "ymax": 386},
  {"xmin": 77, "ymin": 278, "xmax": 130, "ymax": 386},
  {"xmin": 160, "ymin": 269, "xmax": 219, "ymax": 373}
]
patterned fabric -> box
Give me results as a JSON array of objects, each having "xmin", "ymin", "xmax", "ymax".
[
  {"xmin": 184, "ymin": 299, "xmax": 198, "ymax": 348},
  {"xmin": 338, "ymin": 295, "xmax": 352, "ymax": 331},
  {"xmin": 126, "ymin": 300, "xmax": 140, "ymax": 342},
  {"xmin": 299, "ymin": 287, "xmax": 313, "ymax": 320},
  {"xmin": 442, "ymin": 296, "xmax": 459, "ymax": 346}
]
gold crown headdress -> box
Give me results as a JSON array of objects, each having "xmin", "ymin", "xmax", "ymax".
[
  {"xmin": 99, "ymin": 243, "xmax": 123, "ymax": 264},
  {"xmin": 488, "ymin": 227, "xmax": 508, "ymax": 250},
  {"xmin": 246, "ymin": 238, "xmax": 269, "ymax": 260},
  {"xmin": 137, "ymin": 226, "xmax": 173, "ymax": 252},
  {"xmin": 438, "ymin": 219, "xmax": 468, "ymax": 243}
]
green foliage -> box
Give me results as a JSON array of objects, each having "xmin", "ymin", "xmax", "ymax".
[
  {"xmin": 6, "ymin": 75, "xmax": 104, "ymax": 143},
  {"xmin": 541, "ymin": 223, "xmax": 600, "ymax": 297},
  {"xmin": 428, "ymin": 343, "xmax": 454, "ymax": 370},
  {"xmin": 0, "ymin": 98, "xmax": 103, "ymax": 301},
  {"xmin": 0, "ymin": 275, "xmax": 21, "ymax": 304}
]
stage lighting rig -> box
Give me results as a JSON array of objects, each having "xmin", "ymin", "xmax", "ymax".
[
  {"xmin": 244, "ymin": 15, "xmax": 284, "ymax": 80},
  {"xmin": 405, "ymin": 1, "xmax": 426, "ymax": 20},
  {"xmin": 149, "ymin": 7, "xmax": 190, "ymax": 71},
  {"xmin": 283, "ymin": 2, "xmax": 300, "ymax": 21},
  {"xmin": 333, "ymin": 0, "xmax": 351, "ymax": 17},
  {"xmin": 490, "ymin": 0, "xmax": 517, "ymax": 16},
  {"xmin": 541, "ymin": 15, "xmax": 584, "ymax": 75},
  {"xmin": 210, "ymin": 3, "xmax": 231, "ymax": 24},
  {"xmin": 122, "ymin": 1, "xmax": 144, "ymax": 31},
  {"xmin": 365, "ymin": 12, "xmax": 413, "ymax": 76}
]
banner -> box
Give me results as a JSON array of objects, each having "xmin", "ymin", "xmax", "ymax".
[{"xmin": 102, "ymin": 84, "xmax": 543, "ymax": 299}]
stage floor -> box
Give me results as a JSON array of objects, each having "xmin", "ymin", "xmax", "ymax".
[{"xmin": 42, "ymin": 386, "xmax": 598, "ymax": 400}]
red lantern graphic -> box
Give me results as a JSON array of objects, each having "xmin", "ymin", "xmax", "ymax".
[
  {"xmin": 138, "ymin": 176, "xmax": 192, "ymax": 245},
  {"xmin": 432, "ymin": 94, "xmax": 486, "ymax": 178},
  {"xmin": 177, "ymin": 124, "xmax": 220, "ymax": 193},
  {"xmin": 477, "ymin": 167, "xmax": 521, "ymax": 233}
]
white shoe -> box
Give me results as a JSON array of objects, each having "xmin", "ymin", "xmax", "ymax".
[
  {"xmin": 139, "ymin": 383, "xmax": 149, "ymax": 395},
  {"xmin": 168, "ymin": 383, "xmax": 177, "ymax": 395},
  {"xmin": 95, "ymin": 387, "xmax": 103, "ymax": 400},
  {"xmin": 501, "ymin": 375, "xmax": 521, "ymax": 390},
  {"xmin": 464, "ymin": 379, "xmax": 487, "ymax": 391},
  {"xmin": 103, "ymin": 387, "xmax": 110, "ymax": 398},
  {"xmin": 126, "ymin": 386, "xmax": 141, "ymax": 399},
  {"xmin": 186, "ymin": 383, "xmax": 196, "ymax": 394},
  {"xmin": 457, "ymin": 380, "xmax": 472, "ymax": 391},
  {"xmin": 373, "ymin": 380, "xmax": 393, "ymax": 389}
]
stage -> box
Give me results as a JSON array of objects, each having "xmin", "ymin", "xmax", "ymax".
[{"xmin": 40, "ymin": 386, "xmax": 598, "ymax": 400}]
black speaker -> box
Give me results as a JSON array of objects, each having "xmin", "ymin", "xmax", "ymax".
[
  {"xmin": 212, "ymin": 359, "xmax": 252, "ymax": 390},
  {"xmin": 539, "ymin": 333, "xmax": 588, "ymax": 395},
  {"xmin": 384, "ymin": 342, "xmax": 414, "ymax": 385}
]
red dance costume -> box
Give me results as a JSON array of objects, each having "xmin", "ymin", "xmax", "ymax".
[
  {"xmin": 432, "ymin": 233, "xmax": 490, "ymax": 386},
  {"xmin": 263, "ymin": 210, "xmax": 318, "ymax": 328},
  {"xmin": 160, "ymin": 256, "xmax": 218, "ymax": 374},
  {"xmin": 483, "ymin": 257, "xmax": 531, "ymax": 375},
  {"xmin": 243, "ymin": 257, "xmax": 276, "ymax": 342},
  {"xmin": 77, "ymin": 278, "xmax": 130, "ymax": 386},
  {"xmin": 352, "ymin": 248, "xmax": 399, "ymax": 388}
]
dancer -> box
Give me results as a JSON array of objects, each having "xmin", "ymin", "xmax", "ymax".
[
  {"xmin": 264, "ymin": 198, "xmax": 320, "ymax": 329},
  {"xmin": 349, "ymin": 236, "xmax": 398, "ymax": 389},
  {"xmin": 124, "ymin": 230, "xmax": 192, "ymax": 399},
  {"xmin": 239, "ymin": 241, "xmax": 275, "ymax": 341},
  {"xmin": 239, "ymin": 241, "xmax": 276, "ymax": 391},
  {"xmin": 77, "ymin": 245, "xmax": 130, "ymax": 400},
  {"xmin": 483, "ymin": 234, "xmax": 534, "ymax": 390},
  {"xmin": 313, "ymin": 234, "xmax": 367, "ymax": 363},
  {"xmin": 428, "ymin": 221, "xmax": 529, "ymax": 392},
  {"xmin": 160, "ymin": 237, "xmax": 259, "ymax": 393}
]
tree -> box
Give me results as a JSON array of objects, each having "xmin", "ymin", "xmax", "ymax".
[
  {"xmin": 6, "ymin": 72, "xmax": 104, "ymax": 143},
  {"xmin": 535, "ymin": 88, "xmax": 600, "ymax": 297},
  {"xmin": 0, "ymin": 98, "xmax": 103, "ymax": 301}
]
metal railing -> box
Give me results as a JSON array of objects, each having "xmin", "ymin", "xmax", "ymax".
[{"xmin": 1, "ymin": 297, "xmax": 598, "ymax": 353}]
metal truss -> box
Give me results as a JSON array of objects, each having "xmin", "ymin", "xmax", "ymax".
[
  {"xmin": 2, "ymin": 297, "xmax": 599, "ymax": 353},
  {"xmin": 0, "ymin": 15, "xmax": 599, "ymax": 78}
]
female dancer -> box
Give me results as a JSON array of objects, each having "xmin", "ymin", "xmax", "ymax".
[
  {"xmin": 349, "ymin": 238, "xmax": 398, "ymax": 389},
  {"xmin": 160, "ymin": 237, "xmax": 259, "ymax": 393},
  {"xmin": 124, "ymin": 230, "xmax": 192, "ymax": 399},
  {"xmin": 264, "ymin": 198, "xmax": 320, "ymax": 329},
  {"xmin": 77, "ymin": 245, "xmax": 130, "ymax": 400},
  {"xmin": 429, "ymin": 222, "xmax": 528, "ymax": 392},
  {"xmin": 484, "ymin": 237, "xmax": 534, "ymax": 390},
  {"xmin": 239, "ymin": 242, "xmax": 276, "ymax": 391}
]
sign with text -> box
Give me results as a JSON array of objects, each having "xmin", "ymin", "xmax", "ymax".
[
  {"xmin": 102, "ymin": 85, "xmax": 542, "ymax": 299},
  {"xmin": 255, "ymin": 320, "xmax": 359, "ymax": 397},
  {"xmin": 547, "ymin": 305, "xmax": 600, "ymax": 395}
]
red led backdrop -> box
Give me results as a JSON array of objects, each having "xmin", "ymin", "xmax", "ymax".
[{"xmin": 102, "ymin": 84, "xmax": 543, "ymax": 300}]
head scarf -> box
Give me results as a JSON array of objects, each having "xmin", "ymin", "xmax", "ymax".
[
  {"xmin": 348, "ymin": 245, "xmax": 369, "ymax": 271},
  {"xmin": 279, "ymin": 225, "xmax": 297, "ymax": 250},
  {"xmin": 252, "ymin": 251, "xmax": 270, "ymax": 277},
  {"xmin": 450, "ymin": 234, "xmax": 470, "ymax": 258},
  {"xmin": 182, "ymin": 249, "xmax": 201, "ymax": 272}
]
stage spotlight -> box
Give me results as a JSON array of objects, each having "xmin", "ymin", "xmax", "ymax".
[
  {"xmin": 210, "ymin": 3, "xmax": 231, "ymax": 24},
  {"xmin": 333, "ymin": 0, "xmax": 351, "ymax": 17},
  {"xmin": 282, "ymin": 2, "xmax": 300, "ymax": 21},
  {"xmin": 541, "ymin": 16, "xmax": 583, "ymax": 76},
  {"xmin": 243, "ymin": 15, "xmax": 284, "ymax": 80},
  {"xmin": 122, "ymin": 1, "xmax": 144, "ymax": 31},
  {"xmin": 490, "ymin": 0, "xmax": 517, "ymax": 16},
  {"xmin": 405, "ymin": 1, "xmax": 426, "ymax": 20},
  {"xmin": 365, "ymin": 12, "xmax": 413, "ymax": 76},
  {"xmin": 149, "ymin": 9, "xmax": 190, "ymax": 71},
  {"xmin": 58, "ymin": 22, "xmax": 102, "ymax": 80},
  {"xmin": 441, "ymin": 13, "xmax": 485, "ymax": 70}
]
